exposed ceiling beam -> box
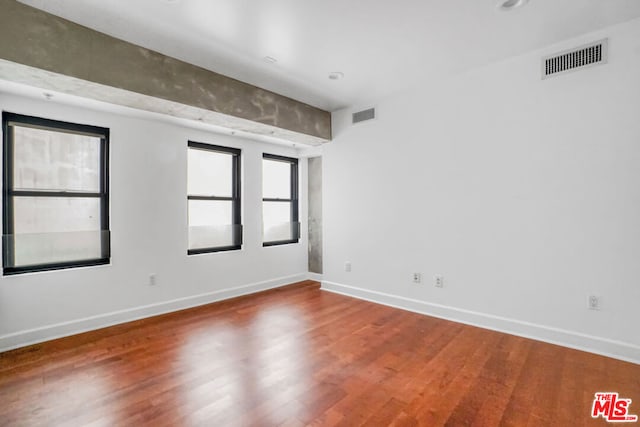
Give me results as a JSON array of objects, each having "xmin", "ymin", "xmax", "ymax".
[{"xmin": 0, "ymin": 0, "xmax": 331, "ymax": 145}]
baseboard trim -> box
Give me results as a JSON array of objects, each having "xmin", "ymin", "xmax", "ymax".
[
  {"xmin": 0, "ymin": 273, "xmax": 308, "ymax": 353},
  {"xmin": 307, "ymin": 272, "xmax": 323, "ymax": 282},
  {"xmin": 321, "ymin": 281, "xmax": 640, "ymax": 365}
]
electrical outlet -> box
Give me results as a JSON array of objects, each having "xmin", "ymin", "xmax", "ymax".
[
  {"xmin": 149, "ymin": 274, "xmax": 157, "ymax": 286},
  {"xmin": 434, "ymin": 275, "xmax": 444, "ymax": 288},
  {"xmin": 345, "ymin": 262, "xmax": 352, "ymax": 272},
  {"xmin": 588, "ymin": 295, "xmax": 601, "ymax": 310},
  {"xmin": 412, "ymin": 273, "xmax": 422, "ymax": 284}
]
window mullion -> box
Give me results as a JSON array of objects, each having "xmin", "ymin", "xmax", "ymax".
[
  {"xmin": 187, "ymin": 195, "xmax": 234, "ymax": 201},
  {"xmin": 262, "ymin": 198, "xmax": 292, "ymax": 203},
  {"xmin": 11, "ymin": 190, "xmax": 104, "ymax": 198}
]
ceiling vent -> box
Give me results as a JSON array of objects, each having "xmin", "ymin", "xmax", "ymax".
[
  {"xmin": 542, "ymin": 39, "xmax": 608, "ymax": 79},
  {"xmin": 352, "ymin": 107, "xmax": 376, "ymax": 125}
]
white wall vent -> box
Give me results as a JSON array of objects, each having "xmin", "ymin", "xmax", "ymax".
[
  {"xmin": 542, "ymin": 39, "xmax": 608, "ymax": 79},
  {"xmin": 352, "ymin": 107, "xmax": 376, "ymax": 124}
]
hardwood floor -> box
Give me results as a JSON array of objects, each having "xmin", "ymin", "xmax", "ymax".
[{"xmin": 1, "ymin": 281, "xmax": 638, "ymax": 426}]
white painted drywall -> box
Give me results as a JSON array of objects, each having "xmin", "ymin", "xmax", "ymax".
[
  {"xmin": 322, "ymin": 18, "xmax": 640, "ymax": 361},
  {"xmin": 0, "ymin": 92, "xmax": 308, "ymax": 349}
]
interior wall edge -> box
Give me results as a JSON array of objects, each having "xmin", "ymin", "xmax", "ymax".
[
  {"xmin": 321, "ymin": 281, "xmax": 640, "ymax": 365},
  {"xmin": 307, "ymin": 272, "xmax": 323, "ymax": 282}
]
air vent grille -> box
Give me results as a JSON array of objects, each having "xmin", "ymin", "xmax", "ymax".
[
  {"xmin": 352, "ymin": 107, "xmax": 376, "ymax": 124},
  {"xmin": 542, "ymin": 39, "xmax": 607, "ymax": 79}
]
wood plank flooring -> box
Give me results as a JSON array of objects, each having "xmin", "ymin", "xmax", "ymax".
[{"xmin": 1, "ymin": 281, "xmax": 638, "ymax": 426}]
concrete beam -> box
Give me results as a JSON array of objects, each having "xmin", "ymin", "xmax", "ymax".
[{"xmin": 0, "ymin": 0, "xmax": 331, "ymax": 144}]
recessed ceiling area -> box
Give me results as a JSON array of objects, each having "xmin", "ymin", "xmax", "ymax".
[{"xmin": 16, "ymin": 0, "xmax": 640, "ymax": 111}]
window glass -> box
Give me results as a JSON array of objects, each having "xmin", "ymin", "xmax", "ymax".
[
  {"xmin": 187, "ymin": 148, "xmax": 233, "ymax": 197},
  {"xmin": 262, "ymin": 159, "xmax": 291, "ymax": 199},
  {"xmin": 14, "ymin": 197, "xmax": 101, "ymax": 233},
  {"xmin": 13, "ymin": 127, "xmax": 101, "ymax": 192},
  {"xmin": 188, "ymin": 200, "xmax": 235, "ymax": 250},
  {"xmin": 263, "ymin": 201, "xmax": 293, "ymax": 242},
  {"xmin": 12, "ymin": 197, "xmax": 103, "ymax": 267}
]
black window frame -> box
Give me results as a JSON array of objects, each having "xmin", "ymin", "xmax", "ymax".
[
  {"xmin": 262, "ymin": 153, "xmax": 299, "ymax": 247},
  {"xmin": 2, "ymin": 112, "xmax": 110, "ymax": 276},
  {"xmin": 187, "ymin": 141, "xmax": 242, "ymax": 255}
]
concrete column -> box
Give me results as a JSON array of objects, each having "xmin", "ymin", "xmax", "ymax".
[{"xmin": 308, "ymin": 156, "xmax": 323, "ymax": 274}]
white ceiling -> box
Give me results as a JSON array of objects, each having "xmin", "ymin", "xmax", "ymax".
[{"xmin": 16, "ymin": 0, "xmax": 640, "ymax": 111}]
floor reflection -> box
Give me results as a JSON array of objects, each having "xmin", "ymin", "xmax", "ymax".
[{"xmin": 177, "ymin": 305, "xmax": 310, "ymax": 425}]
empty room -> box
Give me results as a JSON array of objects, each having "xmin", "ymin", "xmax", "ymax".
[{"xmin": 1, "ymin": 0, "xmax": 639, "ymax": 425}]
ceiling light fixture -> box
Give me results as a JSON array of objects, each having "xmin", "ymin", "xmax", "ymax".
[
  {"xmin": 497, "ymin": 0, "xmax": 529, "ymax": 11},
  {"xmin": 328, "ymin": 72, "xmax": 344, "ymax": 80}
]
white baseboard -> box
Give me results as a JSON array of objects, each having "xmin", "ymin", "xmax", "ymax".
[
  {"xmin": 307, "ymin": 272, "xmax": 323, "ymax": 282},
  {"xmin": 321, "ymin": 281, "xmax": 640, "ymax": 365},
  {"xmin": 0, "ymin": 273, "xmax": 308, "ymax": 353}
]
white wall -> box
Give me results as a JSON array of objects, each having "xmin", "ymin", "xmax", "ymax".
[
  {"xmin": 0, "ymin": 92, "xmax": 309, "ymax": 350},
  {"xmin": 322, "ymin": 18, "xmax": 640, "ymax": 362}
]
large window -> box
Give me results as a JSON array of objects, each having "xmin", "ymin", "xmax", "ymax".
[
  {"xmin": 262, "ymin": 154, "xmax": 299, "ymax": 246},
  {"xmin": 187, "ymin": 141, "xmax": 241, "ymax": 254},
  {"xmin": 2, "ymin": 113, "xmax": 110, "ymax": 275}
]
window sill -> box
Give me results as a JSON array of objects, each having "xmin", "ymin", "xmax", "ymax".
[
  {"xmin": 3, "ymin": 258, "xmax": 111, "ymax": 276},
  {"xmin": 262, "ymin": 240, "xmax": 300, "ymax": 247},
  {"xmin": 187, "ymin": 245, "xmax": 242, "ymax": 255}
]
